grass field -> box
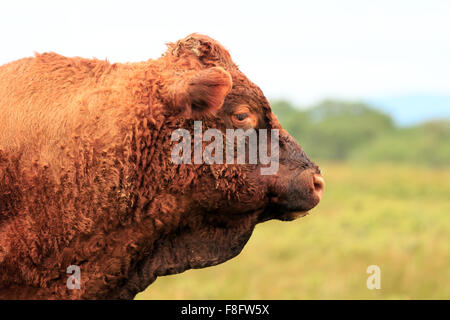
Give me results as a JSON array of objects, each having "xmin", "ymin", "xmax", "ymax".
[{"xmin": 136, "ymin": 163, "xmax": 450, "ymax": 300}]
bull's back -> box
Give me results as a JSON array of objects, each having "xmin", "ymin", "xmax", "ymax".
[{"xmin": 0, "ymin": 53, "xmax": 127, "ymax": 172}]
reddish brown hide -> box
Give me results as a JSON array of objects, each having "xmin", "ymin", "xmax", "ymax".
[{"xmin": 0, "ymin": 34, "xmax": 323, "ymax": 299}]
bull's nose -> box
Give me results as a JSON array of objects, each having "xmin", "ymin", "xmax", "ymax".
[
  {"xmin": 313, "ymin": 174, "xmax": 325, "ymax": 201},
  {"xmin": 266, "ymin": 169, "xmax": 325, "ymax": 222}
]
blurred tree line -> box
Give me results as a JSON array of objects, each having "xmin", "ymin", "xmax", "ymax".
[{"xmin": 271, "ymin": 99, "xmax": 450, "ymax": 166}]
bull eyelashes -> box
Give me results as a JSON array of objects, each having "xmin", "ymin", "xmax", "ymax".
[{"xmin": 170, "ymin": 67, "xmax": 232, "ymax": 118}]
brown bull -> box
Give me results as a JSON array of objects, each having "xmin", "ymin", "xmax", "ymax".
[{"xmin": 0, "ymin": 34, "xmax": 324, "ymax": 299}]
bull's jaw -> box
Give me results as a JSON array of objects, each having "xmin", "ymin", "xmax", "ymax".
[{"xmin": 115, "ymin": 212, "xmax": 260, "ymax": 299}]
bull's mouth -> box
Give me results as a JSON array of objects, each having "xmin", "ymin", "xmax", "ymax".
[{"xmin": 259, "ymin": 193, "xmax": 320, "ymax": 222}]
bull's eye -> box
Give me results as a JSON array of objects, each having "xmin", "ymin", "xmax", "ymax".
[
  {"xmin": 234, "ymin": 113, "xmax": 248, "ymax": 121},
  {"xmin": 231, "ymin": 104, "xmax": 257, "ymax": 128}
]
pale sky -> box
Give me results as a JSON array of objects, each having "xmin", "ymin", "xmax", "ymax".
[{"xmin": 1, "ymin": 0, "xmax": 449, "ymax": 105}]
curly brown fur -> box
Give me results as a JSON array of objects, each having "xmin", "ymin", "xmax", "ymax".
[{"xmin": 0, "ymin": 34, "xmax": 321, "ymax": 299}]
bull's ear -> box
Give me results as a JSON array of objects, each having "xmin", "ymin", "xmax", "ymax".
[
  {"xmin": 168, "ymin": 67, "xmax": 232, "ymax": 118},
  {"xmin": 187, "ymin": 67, "xmax": 232, "ymax": 116}
]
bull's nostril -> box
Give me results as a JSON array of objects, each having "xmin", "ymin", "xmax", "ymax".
[{"xmin": 313, "ymin": 174, "xmax": 325, "ymax": 200}]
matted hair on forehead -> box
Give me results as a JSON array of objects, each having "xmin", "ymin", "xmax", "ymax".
[{"xmin": 166, "ymin": 33, "xmax": 237, "ymax": 69}]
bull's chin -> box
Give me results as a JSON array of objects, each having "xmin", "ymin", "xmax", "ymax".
[
  {"xmin": 257, "ymin": 208, "xmax": 312, "ymax": 222},
  {"xmin": 277, "ymin": 210, "xmax": 311, "ymax": 221},
  {"xmin": 259, "ymin": 200, "xmax": 318, "ymax": 222}
]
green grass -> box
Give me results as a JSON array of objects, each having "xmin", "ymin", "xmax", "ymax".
[{"xmin": 136, "ymin": 163, "xmax": 450, "ymax": 300}]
